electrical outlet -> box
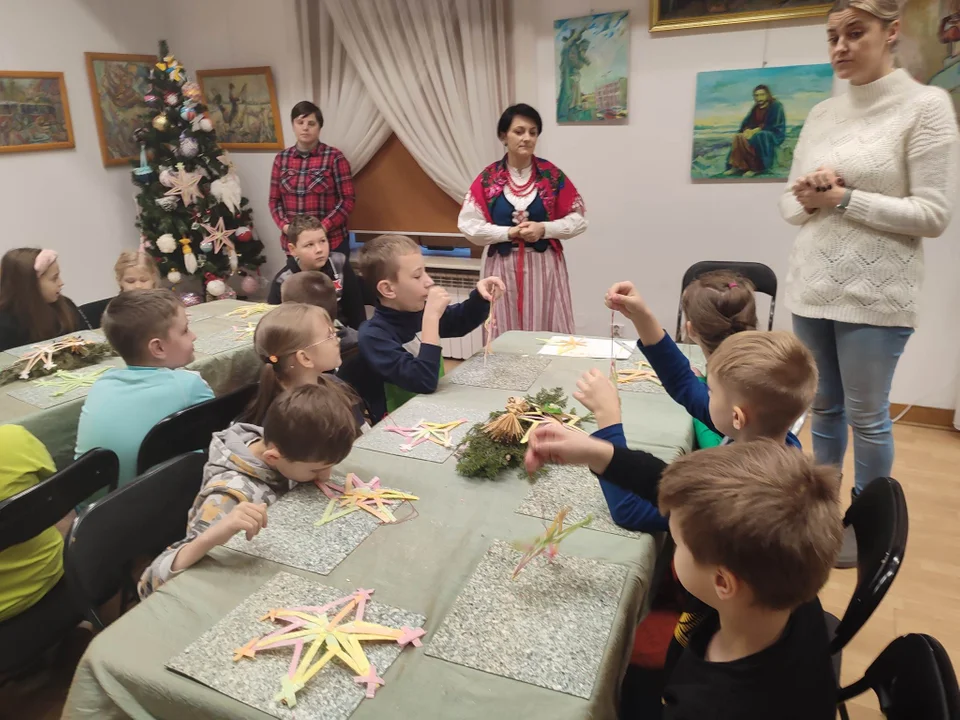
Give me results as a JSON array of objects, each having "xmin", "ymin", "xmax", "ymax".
[{"xmin": 612, "ymin": 323, "xmax": 624, "ymax": 338}]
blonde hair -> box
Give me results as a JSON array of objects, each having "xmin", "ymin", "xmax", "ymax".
[
  {"xmin": 239, "ymin": 303, "xmax": 336, "ymax": 425},
  {"xmin": 659, "ymin": 439, "xmax": 843, "ymax": 610},
  {"xmin": 357, "ymin": 234, "xmax": 420, "ymax": 298},
  {"xmin": 708, "ymin": 331, "xmax": 818, "ymax": 436},
  {"xmin": 114, "ymin": 251, "xmax": 160, "ymax": 288},
  {"xmin": 829, "ymin": 0, "xmax": 900, "ymax": 21},
  {"xmin": 101, "ymin": 289, "xmax": 182, "ymax": 364},
  {"xmin": 681, "ymin": 271, "xmax": 758, "ymax": 355}
]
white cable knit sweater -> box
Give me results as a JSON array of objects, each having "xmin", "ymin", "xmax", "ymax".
[{"xmin": 780, "ymin": 69, "xmax": 959, "ymax": 328}]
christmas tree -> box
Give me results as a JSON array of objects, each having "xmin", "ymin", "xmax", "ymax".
[{"xmin": 132, "ymin": 40, "xmax": 266, "ymax": 299}]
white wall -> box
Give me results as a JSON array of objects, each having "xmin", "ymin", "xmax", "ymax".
[
  {"xmin": 515, "ymin": 0, "xmax": 960, "ymax": 409},
  {"xmin": 0, "ymin": 0, "xmax": 170, "ymax": 304}
]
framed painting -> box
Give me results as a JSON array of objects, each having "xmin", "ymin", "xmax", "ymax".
[
  {"xmin": 0, "ymin": 71, "xmax": 74, "ymax": 154},
  {"xmin": 650, "ymin": 0, "xmax": 831, "ymax": 32},
  {"xmin": 85, "ymin": 52, "xmax": 154, "ymax": 167},
  {"xmin": 900, "ymin": 0, "xmax": 960, "ymax": 117},
  {"xmin": 195, "ymin": 66, "xmax": 284, "ymax": 150},
  {"xmin": 691, "ymin": 64, "xmax": 834, "ymax": 181},
  {"xmin": 554, "ymin": 12, "xmax": 630, "ymax": 123}
]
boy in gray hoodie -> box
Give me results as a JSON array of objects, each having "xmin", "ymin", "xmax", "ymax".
[{"xmin": 139, "ymin": 383, "xmax": 358, "ymax": 598}]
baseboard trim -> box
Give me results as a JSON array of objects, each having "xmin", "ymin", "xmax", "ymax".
[{"xmin": 890, "ymin": 404, "xmax": 957, "ymax": 430}]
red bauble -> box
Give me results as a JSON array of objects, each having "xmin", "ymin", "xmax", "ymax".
[{"xmin": 235, "ymin": 225, "xmax": 253, "ymax": 242}]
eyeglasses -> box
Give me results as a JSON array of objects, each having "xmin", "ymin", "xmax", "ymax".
[{"xmin": 302, "ymin": 330, "xmax": 339, "ymax": 351}]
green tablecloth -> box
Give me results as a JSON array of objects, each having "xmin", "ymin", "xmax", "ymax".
[
  {"xmin": 62, "ymin": 332, "xmax": 698, "ymax": 720},
  {"xmin": 0, "ymin": 300, "xmax": 263, "ymax": 470}
]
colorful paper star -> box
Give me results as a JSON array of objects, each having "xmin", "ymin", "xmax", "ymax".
[
  {"xmin": 225, "ymin": 303, "xmax": 272, "ymax": 320},
  {"xmin": 232, "ymin": 322, "xmax": 257, "ymax": 341},
  {"xmin": 12, "ymin": 336, "xmax": 93, "ymax": 380},
  {"xmin": 383, "ymin": 419, "xmax": 467, "ymax": 452},
  {"xmin": 315, "ymin": 474, "xmax": 418, "ymax": 527},
  {"xmin": 616, "ymin": 360, "xmax": 662, "ymax": 386},
  {"xmin": 163, "ymin": 163, "xmax": 204, "ymax": 206},
  {"xmin": 537, "ymin": 336, "xmax": 589, "ymax": 355},
  {"xmin": 510, "ymin": 506, "xmax": 593, "ymax": 579},
  {"xmin": 200, "ymin": 216, "xmax": 237, "ymax": 256},
  {"xmin": 36, "ymin": 367, "xmax": 111, "ymax": 397},
  {"xmin": 234, "ymin": 588, "xmax": 425, "ymax": 707}
]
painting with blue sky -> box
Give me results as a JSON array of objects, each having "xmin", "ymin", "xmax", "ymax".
[
  {"xmin": 554, "ymin": 12, "xmax": 629, "ymax": 123},
  {"xmin": 692, "ymin": 64, "xmax": 834, "ymax": 180}
]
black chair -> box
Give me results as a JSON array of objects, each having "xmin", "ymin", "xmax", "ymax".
[
  {"xmin": 0, "ymin": 449, "xmax": 119, "ymax": 676},
  {"xmin": 675, "ymin": 260, "xmax": 779, "ymax": 340},
  {"xmin": 136, "ymin": 382, "xmax": 258, "ymax": 475},
  {"xmin": 65, "ymin": 451, "xmax": 207, "ymax": 629},
  {"xmin": 838, "ymin": 634, "xmax": 959, "ymax": 719},
  {"xmin": 78, "ymin": 297, "xmax": 113, "ymax": 330}
]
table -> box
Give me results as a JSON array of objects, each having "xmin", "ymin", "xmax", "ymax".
[
  {"xmin": 62, "ymin": 332, "xmax": 698, "ymax": 720},
  {"xmin": 0, "ymin": 300, "xmax": 264, "ymax": 469}
]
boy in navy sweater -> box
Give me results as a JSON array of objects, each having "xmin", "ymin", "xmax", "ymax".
[{"xmin": 357, "ymin": 234, "xmax": 504, "ymax": 420}]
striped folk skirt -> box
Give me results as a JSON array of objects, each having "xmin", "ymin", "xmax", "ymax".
[{"xmin": 482, "ymin": 246, "xmax": 575, "ymax": 342}]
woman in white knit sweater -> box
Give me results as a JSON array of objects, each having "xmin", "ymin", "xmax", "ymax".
[{"xmin": 780, "ymin": 0, "xmax": 959, "ymax": 517}]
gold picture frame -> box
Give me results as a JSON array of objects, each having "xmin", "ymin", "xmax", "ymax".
[
  {"xmin": 195, "ymin": 66, "xmax": 284, "ymax": 151},
  {"xmin": 650, "ymin": 0, "xmax": 831, "ymax": 32},
  {"xmin": 85, "ymin": 52, "xmax": 154, "ymax": 167},
  {"xmin": 0, "ymin": 71, "xmax": 75, "ymax": 154}
]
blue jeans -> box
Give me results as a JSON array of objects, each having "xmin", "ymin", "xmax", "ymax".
[{"xmin": 792, "ymin": 315, "xmax": 913, "ymax": 493}]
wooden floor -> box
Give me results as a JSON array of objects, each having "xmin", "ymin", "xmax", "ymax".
[{"xmin": 5, "ymin": 420, "xmax": 958, "ymax": 719}]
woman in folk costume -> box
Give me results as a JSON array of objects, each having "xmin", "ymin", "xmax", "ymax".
[{"xmin": 458, "ymin": 104, "xmax": 587, "ymax": 341}]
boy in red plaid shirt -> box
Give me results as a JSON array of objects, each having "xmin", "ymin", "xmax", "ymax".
[{"xmin": 269, "ymin": 101, "xmax": 355, "ymax": 254}]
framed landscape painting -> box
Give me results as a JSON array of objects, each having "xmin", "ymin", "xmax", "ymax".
[
  {"xmin": 899, "ymin": 0, "xmax": 960, "ymax": 117},
  {"xmin": 554, "ymin": 12, "xmax": 629, "ymax": 123},
  {"xmin": 0, "ymin": 71, "xmax": 74, "ymax": 154},
  {"xmin": 196, "ymin": 66, "xmax": 284, "ymax": 150},
  {"xmin": 691, "ymin": 64, "xmax": 834, "ymax": 181},
  {"xmin": 85, "ymin": 52, "xmax": 154, "ymax": 166},
  {"xmin": 650, "ymin": 0, "xmax": 831, "ymax": 32}
]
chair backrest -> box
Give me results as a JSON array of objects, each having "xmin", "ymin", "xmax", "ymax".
[
  {"xmin": 64, "ymin": 451, "xmax": 207, "ymax": 627},
  {"xmin": 675, "ymin": 260, "xmax": 779, "ymax": 340},
  {"xmin": 838, "ymin": 634, "xmax": 959, "ymax": 719},
  {"xmin": 0, "ymin": 449, "xmax": 118, "ymax": 551},
  {"xmin": 830, "ymin": 476, "xmax": 908, "ymax": 654},
  {"xmin": 78, "ymin": 297, "xmax": 113, "ymax": 330},
  {"xmin": 136, "ymin": 382, "xmax": 258, "ymax": 475}
]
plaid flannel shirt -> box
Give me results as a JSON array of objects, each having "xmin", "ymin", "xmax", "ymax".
[{"xmin": 269, "ymin": 142, "xmax": 356, "ymax": 252}]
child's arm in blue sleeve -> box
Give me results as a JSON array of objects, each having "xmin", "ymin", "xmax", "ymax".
[
  {"xmin": 359, "ymin": 325, "xmax": 442, "ymax": 394},
  {"xmin": 638, "ymin": 334, "xmax": 717, "ymax": 432},
  {"xmin": 591, "ymin": 425, "xmax": 669, "ymax": 533},
  {"xmin": 438, "ymin": 290, "xmax": 490, "ymax": 338}
]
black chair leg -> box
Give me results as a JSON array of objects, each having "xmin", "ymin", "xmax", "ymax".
[{"xmin": 838, "ymin": 701, "xmax": 850, "ymax": 720}]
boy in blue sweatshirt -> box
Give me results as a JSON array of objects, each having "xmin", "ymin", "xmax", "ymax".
[{"xmin": 357, "ymin": 234, "xmax": 504, "ymax": 420}]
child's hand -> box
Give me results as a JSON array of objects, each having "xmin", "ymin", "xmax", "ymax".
[
  {"xmin": 209, "ymin": 502, "xmax": 268, "ymax": 545},
  {"xmin": 574, "ymin": 368, "xmax": 621, "ymax": 428},
  {"xmin": 525, "ymin": 424, "xmax": 614, "ymax": 475},
  {"xmin": 476, "ymin": 276, "xmax": 506, "ymax": 301},
  {"xmin": 424, "ymin": 285, "xmax": 451, "ymax": 318},
  {"xmin": 605, "ymin": 281, "xmax": 649, "ymax": 322}
]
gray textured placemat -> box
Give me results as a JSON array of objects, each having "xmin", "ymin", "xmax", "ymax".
[
  {"xmin": 3, "ymin": 329, "xmax": 106, "ymax": 359},
  {"xmin": 516, "ymin": 465, "xmax": 644, "ymax": 539},
  {"xmin": 615, "ymin": 359, "xmax": 666, "ymax": 395},
  {"xmin": 194, "ymin": 328, "xmax": 254, "ymax": 356},
  {"xmin": 446, "ymin": 352, "xmax": 552, "ymax": 391},
  {"xmin": 353, "ymin": 399, "xmax": 488, "ymax": 463},
  {"xmin": 224, "ymin": 482, "xmax": 401, "ymax": 575},
  {"xmin": 5, "ymin": 366, "xmax": 112, "ymax": 409},
  {"xmin": 168, "ymin": 571, "xmax": 426, "ymax": 720},
  {"xmin": 425, "ymin": 540, "xmax": 627, "ymax": 699}
]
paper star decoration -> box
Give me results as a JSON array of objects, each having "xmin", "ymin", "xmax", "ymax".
[
  {"xmin": 163, "ymin": 163, "xmax": 204, "ymax": 206},
  {"xmin": 13, "ymin": 336, "xmax": 93, "ymax": 380},
  {"xmin": 510, "ymin": 506, "xmax": 593, "ymax": 580},
  {"xmin": 36, "ymin": 367, "xmax": 111, "ymax": 397},
  {"xmin": 315, "ymin": 474, "xmax": 418, "ymax": 527},
  {"xmin": 537, "ymin": 336, "xmax": 589, "ymax": 355},
  {"xmin": 200, "ymin": 216, "xmax": 237, "ymax": 256},
  {"xmin": 233, "ymin": 588, "xmax": 425, "ymax": 707},
  {"xmin": 616, "ymin": 360, "xmax": 662, "ymax": 387},
  {"xmin": 233, "ymin": 322, "xmax": 256, "ymax": 341},
  {"xmin": 225, "ymin": 303, "xmax": 272, "ymax": 320},
  {"xmin": 383, "ymin": 419, "xmax": 467, "ymax": 452}
]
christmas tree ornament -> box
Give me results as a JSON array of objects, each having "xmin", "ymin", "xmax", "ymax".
[
  {"xmin": 156, "ymin": 234, "xmax": 177, "ymax": 254},
  {"xmin": 180, "ymin": 237, "xmax": 198, "ymax": 274},
  {"xmin": 182, "ymin": 81, "xmax": 202, "ymax": 103},
  {"xmin": 156, "ymin": 55, "xmax": 184, "ymax": 83},
  {"xmin": 155, "ymin": 196, "xmax": 178, "ymax": 211},
  {"xmin": 210, "ymin": 173, "xmax": 242, "ymax": 213},
  {"xmin": 241, "ymin": 274, "xmax": 260, "ymax": 295},
  {"xmin": 180, "ymin": 104, "xmax": 197, "ymax": 122},
  {"xmin": 133, "ymin": 127, "xmax": 149, "ymax": 143},
  {"xmin": 179, "ymin": 291, "xmax": 203, "ymax": 307},
  {"xmin": 132, "ymin": 144, "xmax": 155, "ymax": 186},
  {"xmin": 164, "ymin": 92, "xmax": 179, "ymax": 106},
  {"xmin": 144, "ymin": 93, "xmax": 159, "ymax": 106},
  {"xmin": 217, "ymin": 152, "xmax": 235, "ymax": 172},
  {"xmin": 152, "ymin": 113, "xmax": 170, "ymax": 131},
  {"xmin": 200, "ymin": 239, "xmax": 213, "ymax": 253},
  {"xmin": 200, "ymin": 216, "xmax": 237, "ymax": 256},
  {"xmin": 198, "ymin": 116, "xmax": 213, "ymax": 133},
  {"xmin": 234, "ymin": 226, "xmax": 253, "ymax": 243},
  {"xmin": 228, "ymin": 248, "xmax": 239, "ymax": 274},
  {"xmin": 206, "ymin": 278, "xmax": 226, "ymax": 297},
  {"xmin": 159, "ymin": 168, "xmax": 176, "ymax": 187},
  {"xmin": 163, "ymin": 163, "xmax": 204, "ymax": 206},
  {"xmin": 167, "ymin": 269, "xmax": 182, "ymax": 284},
  {"xmin": 179, "ymin": 135, "xmax": 199, "ymax": 158}
]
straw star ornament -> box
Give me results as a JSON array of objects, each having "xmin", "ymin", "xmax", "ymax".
[
  {"xmin": 163, "ymin": 163, "xmax": 204, "ymax": 206},
  {"xmin": 200, "ymin": 216, "xmax": 237, "ymax": 255}
]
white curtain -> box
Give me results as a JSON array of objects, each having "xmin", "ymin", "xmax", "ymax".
[
  {"xmin": 322, "ymin": 0, "xmax": 511, "ymax": 201},
  {"xmin": 296, "ymin": 0, "xmax": 392, "ymax": 173}
]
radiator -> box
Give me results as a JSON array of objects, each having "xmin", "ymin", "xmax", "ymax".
[{"xmin": 430, "ymin": 268, "xmax": 484, "ymax": 360}]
